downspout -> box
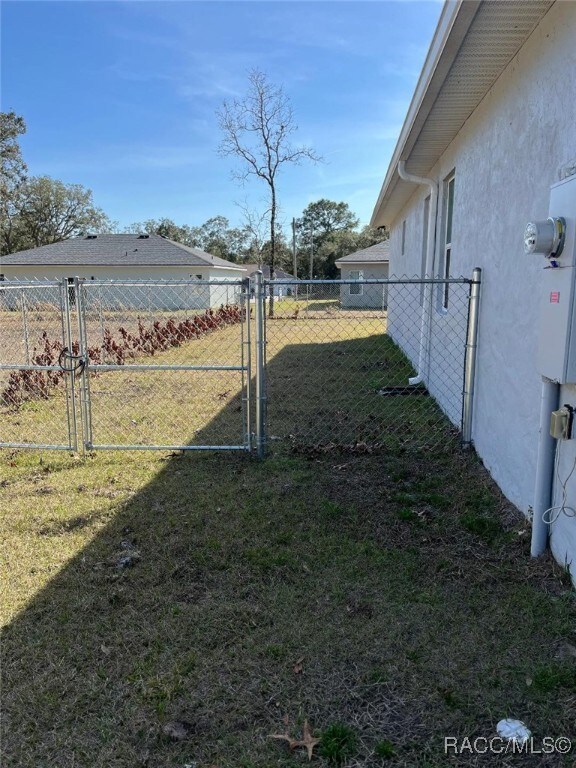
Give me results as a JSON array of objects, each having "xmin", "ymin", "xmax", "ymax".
[
  {"xmin": 397, "ymin": 160, "xmax": 438, "ymax": 385},
  {"xmin": 531, "ymin": 377, "xmax": 560, "ymax": 556}
]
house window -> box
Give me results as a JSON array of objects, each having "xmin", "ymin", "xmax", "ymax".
[
  {"xmin": 349, "ymin": 270, "xmax": 363, "ymax": 295},
  {"xmin": 420, "ymin": 196, "xmax": 430, "ymax": 306},
  {"xmin": 441, "ymin": 173, "xmax": 455, "ymax": 310}
]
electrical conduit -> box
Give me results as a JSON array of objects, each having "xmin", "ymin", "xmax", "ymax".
[{"xmin": 531, "ymin": 377, "xmax": 560, "ymax": 556}]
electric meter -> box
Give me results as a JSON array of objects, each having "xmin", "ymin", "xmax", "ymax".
[{"xmin": 523, "ymin": 217, "xmax": 566, "ymax": 258}]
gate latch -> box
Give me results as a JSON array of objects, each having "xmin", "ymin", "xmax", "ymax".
[{"xmin": 58, "ymin": 347, "xmax": 86, "ymax": 374}]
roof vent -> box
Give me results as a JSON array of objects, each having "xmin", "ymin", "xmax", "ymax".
[
  {"xmin": 85, "ymin": 234, "xmax": 97, "ymax": 239},
  {"xmin": 137, "ymin": 234, "xmax": 150, "ymax": 239}
]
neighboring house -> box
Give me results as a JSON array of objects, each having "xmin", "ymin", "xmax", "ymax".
[
  {"xmin": 335, "ymin": 241, "xmax": 389, "ymax": 309},
  {"xmin": 371, "ymin": 1, "xmax": 576, "ymax": 575},
  {"xmin": 0, "ymin": 234, "xmax": 246, "ymax": 308},
  {"xmin": 242, "ymin": 264, "xmax": 299, "ymax": 297}
]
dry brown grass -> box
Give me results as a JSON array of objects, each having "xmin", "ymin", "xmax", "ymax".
[{"xmin": 2, "ymin": 317, "xmax": 576, "ymax": 768}]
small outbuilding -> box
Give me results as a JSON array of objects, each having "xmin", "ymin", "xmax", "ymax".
[
  {"xmin": 242, "ymin": 264, "xmax": 299, "ymax": 297},
  {"xmin": 335, "ymin": 241, "xmax": 389, "ymax": 309}
]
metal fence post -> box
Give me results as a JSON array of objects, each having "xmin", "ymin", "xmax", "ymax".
[
  {"xmin": 254, "ymin": 270, "xmax": 266, "ymax": 458},
  {"xmin": 74, "ymin": 277, "xmax": 93, "ymax": 452},
  {"xmin": 241, "ymin": 277, "xmax": 252, "ymax": 450},
  {"xmin": 462, "ymin": 267, "xmax": 481, "ymax": 448},
  {"xmin": 62, "ymin": 278, "xmax": 79, "ymax": 452}
]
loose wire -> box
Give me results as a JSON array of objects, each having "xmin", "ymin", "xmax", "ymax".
[{"xmin": 543, "ymin": 439, "xmax": 576, "ymax": 524}]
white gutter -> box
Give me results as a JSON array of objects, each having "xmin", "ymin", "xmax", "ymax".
[{"xmin": 397, "ymin": 160, "xmax": 438, "ymax": 386}]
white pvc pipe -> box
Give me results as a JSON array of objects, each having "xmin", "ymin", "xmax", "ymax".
[
  {"xmin": 397, "ymin": 160, "xmax": 438, "ymax": 385},
  {"xmin": 531, "ymin": 377, "xmax": 560, "ymax": 556}
]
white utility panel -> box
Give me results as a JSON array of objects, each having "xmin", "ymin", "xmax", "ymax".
[{"xmin": 538, "ymin": 175, "xmax": 576, "ymax": 383}]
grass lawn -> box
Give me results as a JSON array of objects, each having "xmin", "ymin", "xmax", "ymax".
[{"xmin": 2, "ymin": 317, "xmax": 576, "ymax": 767}]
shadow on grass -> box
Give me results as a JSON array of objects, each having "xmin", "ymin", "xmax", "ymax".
[
  {"xmin": 264, "ymin": 333, "xmax": 456, "ymax": 452},
  {"xmin": 3, "ymin": 334, "xmax": 576, "ymax": 768}
]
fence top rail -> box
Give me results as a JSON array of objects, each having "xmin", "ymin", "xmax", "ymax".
[
  {"xmin": 263, "ymin": 277, "xmax": 473, "ymax": 286},
  {"xmin": 82, "ymin": 279, "xmax": 247, "ymax": 288},
  {"xmin": 1, "ymin": 278, "xmax": 247, "ymax": 289},
  {"xmin": 0, "ymin": 279, "xmax": 62, "ymax": 289}
]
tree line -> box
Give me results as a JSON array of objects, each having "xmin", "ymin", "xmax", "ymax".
[
  {"xmin": 1, "ymin": 108, "xmax": 386, "ymax": 279},
  {"xmin": 0, "ymin": 112, "xmax": 110, "ymax": 256},
  {"xmin": 124, "ymin": 203, "xmax": 384, "ymax": 279}
]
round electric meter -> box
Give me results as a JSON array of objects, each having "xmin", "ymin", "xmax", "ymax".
[{"xmin": 524, "ymin": 217, "xmax": 566, "ymax": 258}]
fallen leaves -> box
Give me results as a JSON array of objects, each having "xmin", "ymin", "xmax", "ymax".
[
  {"xmin": 162, "ymin": 720, "xmax": 193, "ymax": 741},
  {"xmin": 293, "ymin": 656, "xmax": 305, "ymax": 675},
  {"xmin": 292, "ymin": 440, "xmax": 383, "ymax": 457},
  {"xmin": 555, "ymin": 640, "xmax": 576, "ymax": 661},
  {"xmin": 269, "ymin": 719, "xmax": 320, "ymax": 761},
  {"xmin": 115, "ymin": 539, "xmax": 141, "ymax": 569},
  {"xmin": 269, "ymin": 732, "xmax": 302, "ymax": 751},
  {"xmin": 301, "ymin": 721, "xmax": 321, "ymax": 760}
]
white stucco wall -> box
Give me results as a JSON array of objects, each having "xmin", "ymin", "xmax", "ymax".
[
  {"xmin": 0, "ymin": 265, "xmax": 245, "ymax": 309},
  {"xmin": 386, "ymin": 0, "xmax": 576, "ymax": 567}
]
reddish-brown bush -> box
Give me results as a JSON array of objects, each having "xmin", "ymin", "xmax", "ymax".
[{"xmin": 1, "ymin": 304, "xmax": 244, "ymax": 409}]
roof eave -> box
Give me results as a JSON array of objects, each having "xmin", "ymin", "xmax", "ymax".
[
  {"xmin": 1, "ymin": 262, "xmax": 246, "ymax": 270},
  {"xmin": 209, "ymin": 264, "xmax": 247, "ymax": 271},
  {"xmin": 370, "ymin": 0, "xmax": 481, "ymax": 228},
  {"xmin": 335, "ymin": 259, "xmax": 389, "ymax": 266}
]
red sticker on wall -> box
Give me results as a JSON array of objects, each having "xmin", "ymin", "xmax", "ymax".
[{"xmin": 550, "ymin": 291, "xmax": 560, "ymax": 303}]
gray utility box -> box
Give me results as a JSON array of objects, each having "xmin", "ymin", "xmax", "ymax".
[{"xmin": 539, "ymin": 175, "xmax": 576, "ymax": 383}]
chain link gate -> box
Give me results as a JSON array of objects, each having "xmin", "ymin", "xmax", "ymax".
[
  {"xmin": 77, "ymin": 278, "xmax": 252, "ymax": 451},
  {"xmin": 0, "ymin": 280, "xmax": 79, "ymax": 450},
  {"xmin": 1, "ymin": 277, "xmax": 252, "ymax": 452},
  {"xmin": 1, "ymin": 272, "xmax": 480, "ymax": 455}
]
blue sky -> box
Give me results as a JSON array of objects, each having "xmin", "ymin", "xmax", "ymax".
[{"xmin": 1, "ymin": 1, "xmax": 442, "ymax": 233}]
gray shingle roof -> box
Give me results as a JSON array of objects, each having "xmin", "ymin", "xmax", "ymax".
[
  {"xmin": 335, "ymin": 240, "xmax": 390, "ymax": 264},
  {"xmin": 0, "ymin": 234, "xmax": 245, "ymax": 270}
]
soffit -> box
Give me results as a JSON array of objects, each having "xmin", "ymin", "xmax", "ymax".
[{"xmin": 371, "ymin": 0, "xmax": 554, "ymax": 227}]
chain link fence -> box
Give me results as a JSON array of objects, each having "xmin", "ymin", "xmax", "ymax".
[
  {"xmin": 0, "ymin": 281, "xmax": 75, "ymax": 449},
  {"xmin": 1, "ymin": 274, "xmax": 478, "ymax": 455},
  {"xmin": 0, "ymin": 279, "xmax": 251, "ymax": 451},
  {"xmin": 260, "ymin": 277, "xmax": 475, "ymax": 454}
]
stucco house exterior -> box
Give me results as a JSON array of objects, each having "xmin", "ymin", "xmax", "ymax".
[
  {"xmin": 371, "ymin": 1, "xmax": 576, "ymax": 575},
  {"xmin": 335, "ymin": 241, "xmax": 389, "ymax": 309},
  {"xmin": 0, "ymin": 233, "xmax": 246, "ymax": 308}
]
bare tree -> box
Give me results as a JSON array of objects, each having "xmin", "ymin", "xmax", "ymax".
[
  {"xmin": 218, "ymin": 70, "xmax": 320, "ymax": 315},
  {"xmin": 236, "ymin": 200, "xmax": 269, "ymax": 265}
]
